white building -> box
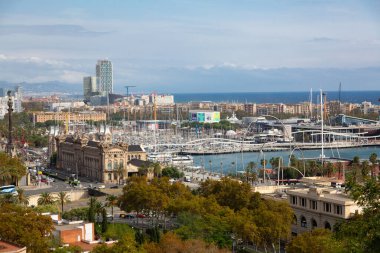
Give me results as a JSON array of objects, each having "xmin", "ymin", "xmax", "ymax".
[
  {"xmin": 83, "ymin": 76, "xmax": 97, "ymax": 100},
  {"xmin": 287, "ymin": 187, "xmax": 362, "ymax": 235},
  {"xmin": 47, "ymin": 102, "xmax": 86, "ymax": 112},
  {"xmin": 150, "ymin": 94, "xmax": 174, "ymax": 105},
  {"xmin": 96, "ymin": 59, "xmax": 113, "ymax": 94},
  {"xmin": 0, "ymin": 95, "xmax": 22, "ymax": 119}
]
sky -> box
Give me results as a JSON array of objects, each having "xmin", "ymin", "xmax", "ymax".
[{"xmin": 0, "ymin": 0, "xmax": 380, "ymax": 93}]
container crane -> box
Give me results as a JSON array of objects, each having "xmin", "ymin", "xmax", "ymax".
[{"xmin": 125, "ymin": 85, "xmax": 136, "ymax": 97}]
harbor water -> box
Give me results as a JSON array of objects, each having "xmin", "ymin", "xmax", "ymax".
[{"xmin": 192, "ymin": 146, "xmax": 380, "ymax": 175}]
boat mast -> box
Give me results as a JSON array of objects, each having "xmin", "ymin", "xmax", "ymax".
[
  {"xmin": 310, "ymin": 88, "xmax": 313, "ymax": 119},
  {"xmin": 320, "ymin": 89, "xmax": 324, "ymax": 163}
]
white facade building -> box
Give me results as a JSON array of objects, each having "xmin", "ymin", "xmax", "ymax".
[
  {"xmin": 150, "ymin": 94, "xmax": 174, "ymax": 105},
  {"xmin": 96, "ymin": 60, "xmax": 113, "ymax": 94}
]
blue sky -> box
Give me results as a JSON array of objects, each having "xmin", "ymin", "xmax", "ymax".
[{"xmin": 0, "ymin": 0, "xmax": 379, "ymax": 93}]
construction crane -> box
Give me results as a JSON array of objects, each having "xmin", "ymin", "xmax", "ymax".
[{"xmin": 125, "ymin": 85, "xmax": 136, "ymax": 97}]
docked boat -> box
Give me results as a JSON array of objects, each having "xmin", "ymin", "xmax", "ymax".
[
  {"xmin": 147, "ymin": 153, "xmax": 172, "ymax": 163},
  {"xmin": 171, "ymin": 155, "xmax": 194, "ymax": 166}
]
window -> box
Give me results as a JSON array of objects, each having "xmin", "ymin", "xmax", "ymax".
[
  {"xmin": 335, "ymin": 205, "xmax": 343, "ymax": 215},
  {"xmin": 310, "ymin": 200, "xmax": 318, "ymax": 210},
  {"xmin": 291, "ymin": 196, "xmax": 297, "ymax": 205},
  {"xmin": 325, "ymin": 221, "xmax": 331, "ymax": 230},
  {"xmin": 108, "ymin": 173, "xmax": 112, "ymax": 180},
  {"xmin": 292, "ymin": 215, "xmax": 297, "ymax": 225},
  {"xmin": 107, "ymin": 161, "xmax": 112, "ymax": 171},
  {"xmin": 300, "ymin": 197, "xmax": 306, "ymax": 207},
  {"xmin": 114, "ymin": 160, "xmax": 118, "ymax": 170},
  {"xmin": 301, "ymin": 216, "xmax": 307, "ymax": 228},
  {"xmin": 311, "ymin": 219, "xmax": 317, "ymax": 229},
  {"xmin": 323, "ymin": 202, "xmax": 331, "ymax": 213}
]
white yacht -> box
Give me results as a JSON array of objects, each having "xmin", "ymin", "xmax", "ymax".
[{"xmin": 171, "ymin": 155, "xmax": 194, "ymax": 166}]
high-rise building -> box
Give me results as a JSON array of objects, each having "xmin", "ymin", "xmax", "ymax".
[
  {"xmin": 83, "ymin": 76, "xmax": 97, "ymax": 101},
  {"xmin": 96, "ymin": 60, "xmax": 113, "ymax": 94}
]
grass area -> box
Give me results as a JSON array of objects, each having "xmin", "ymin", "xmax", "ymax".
[{"xmin": 102, "ymin": 223, "xmax": 135, "ymax": 240}]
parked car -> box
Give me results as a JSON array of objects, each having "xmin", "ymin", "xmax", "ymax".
[
  {"xmin": 110, "ymin": 185, "xmax": 119, "ymax": 189},
  {"xmin": 136, "ymin": 213, "xmax": 146, "ymax": 218},
  {"xmin": 120, "ymin": 213, "xmax": 135, "ymax": 219},
  {"xmin": 97, "ymin": 185, "xmax": 106, "ymax": 189}
]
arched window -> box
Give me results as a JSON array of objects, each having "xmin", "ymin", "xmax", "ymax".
[
  {"xmin": 325, "ymin": 221, "xmax": 331, "ymax": 230},
  {"xmin": 301, "ymin": 216, "xmax": 307, "ymax": 228},
  {"xmin": 311, "ymin": 219, "xmax": 317, "ymax": 229},
  {"xmin": 138, "ymin": 155, "xmax": 141, "ymax": 159},
  {"xmin": 107, "ymin": 161, "xmax": 112, "ymax": 171},
  {"xmin": 114, "ymin": 160, "xmax": 118, "ymax": 170},
  {"xmin": 292, "ymin": 215, "xmax": 297, "ymax": 225},
  {"xmin": 120, "ymin": 159, "xmax": 124, "ymax": 168}
]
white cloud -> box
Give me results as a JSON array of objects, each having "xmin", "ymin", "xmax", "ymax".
[
  {"xmin": 59, "ymin": 70, "xmax": 87, "ymax": 84},
  {"xmin": 0, "ymin": 54, "xmax": 69, "ymax": 67}
]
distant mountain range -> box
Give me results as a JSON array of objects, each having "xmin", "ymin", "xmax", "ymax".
[{"xmin": 0, "ymin": 81, "xmax": 82, "ymax": 95}]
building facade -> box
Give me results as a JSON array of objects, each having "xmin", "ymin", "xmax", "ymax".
[
  {"xmin": 287, "ymin": 187, "xmax": 361, "ymax": 235},
  {"xmin": 96, "ymin": 60, "xmax": 113, "ymax": 94},
  {"xmin": 83, "ymin": 76, "xmax": 97, "ymax": 101},
  {"xmin": 55, "ymin": 134, "xmax": 147, "ymax": 183},
  {"xmin": 32, "ymin": 111, "xmax": 106, "ymax": 123}
]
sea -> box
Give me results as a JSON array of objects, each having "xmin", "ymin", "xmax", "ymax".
[{"xmin": 173, "ymin": 91, "xmax": 380, "ymax": 104}]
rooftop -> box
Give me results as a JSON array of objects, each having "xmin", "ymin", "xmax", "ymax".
[{"xmin": 0, "ymin": 241, "xmax": 26, "ymax": 253}]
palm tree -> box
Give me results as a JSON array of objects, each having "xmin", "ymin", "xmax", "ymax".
[
  {"xmin": 106, "ymin": 195, "xmax": 118, "ymax": 221},
  {"xmin": 57, "ymin": 191, "xmax": 70, "ymax": 213},
  {"xmin": 326, "ymin": 162, "xmax": 335, "ymax": 177},
  {"xmin": 245, "ymin": 161, "xmax": 256, "ymax": 183},
  {"xmin": 369, "ymin": 153, "xmax": 378, "ymax": 178},
  {"xmin": 153, "ymin": 163, "xmax": 162, "ymax": 178},
  {"xmin": 94, "ymin": 201, "xmax": 104, "ymax": 223},
  {"xmin": 0, "ymin": 193, "xmax": 16, "ymax": 204},
  {"xmin": 16, "ymin": 188, "xmax": 29, "ymax": 206},
  {"xmin": 37, "ymin": 192, "xmax": 55, "ymax": 205}
]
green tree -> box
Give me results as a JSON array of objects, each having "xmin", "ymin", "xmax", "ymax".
[
  {"xmin": 337, "ymin": 175, "xmax": 380, "ymax": 252},
  {"xmin": 161, "ymin": 166, "xmax": 184, "ymax": 179},
  {"xmin": 102, "ymin": 208, "xmax": 108, "ymax": 233},
  {"xmin": 37, "ymin": 192, "xmax": 55, "ymax": 205},
  {"xmin": 0, "ymin": 204, "xmax": 54, "ymax": 253},
  {"xmin": 57, "ymin": 191, "xmax": 70, "ymax": 213},
  {"xmin": 198, "ymin": 178, "xmax": 252, "ymax": 211},
  {"xmin": 88, "ymin": 197, "xmax": 97, "ymax": 223},
  {"xmin": 0, "ymin": 152, "xmax": 26, "ymax": 185},
  {"xmin": 286, "ymin": 229, "xmax": 343, "ymax": 253}
]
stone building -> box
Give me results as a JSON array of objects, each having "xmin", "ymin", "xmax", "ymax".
[
  {"xmin": 287, "ymin": 187, "xmax": 362, "ymax": 235},
  {"xmin": 55, "ymin": 133, "xmax": 147, "ymax": 183}
]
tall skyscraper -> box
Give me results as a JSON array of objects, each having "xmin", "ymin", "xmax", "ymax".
[
  {"xmin": 96, "ymin": 60, "xmax": 113, "ymax": 94},
  {"xmin": 83, "ymin": 76, "xmax": 97, "ymax": 101}
]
